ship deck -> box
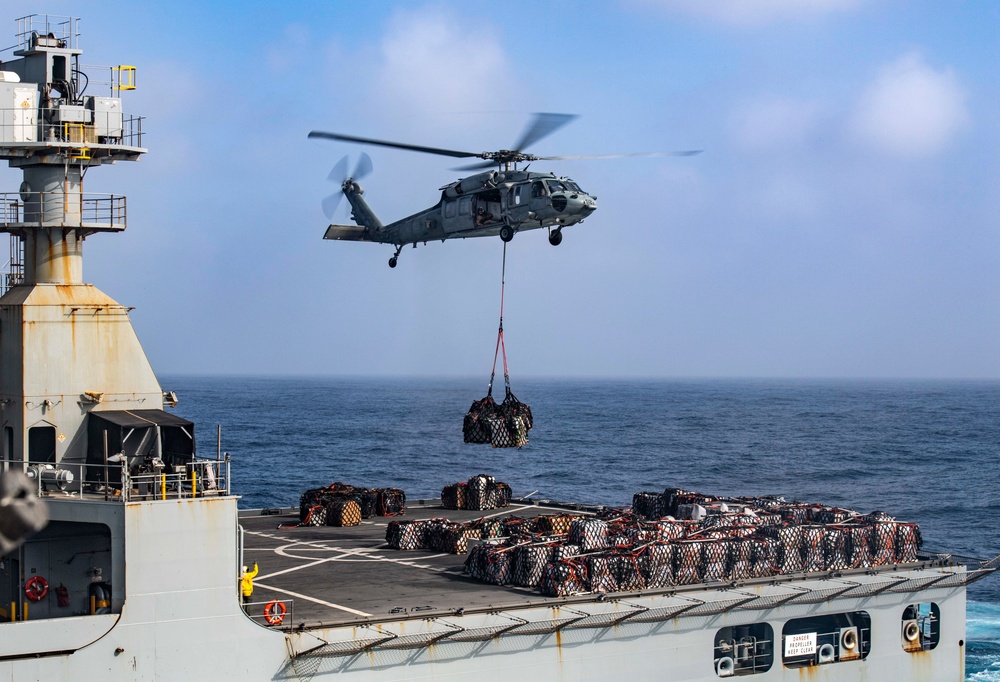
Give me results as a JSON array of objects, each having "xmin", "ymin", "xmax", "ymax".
[
  {"xmin": 238, "ymin": 501, "xmax": 969, "ymax": 632},
  {"xmin": 239, "ymin": 500, "xmax": 596, "ymax": 628}
]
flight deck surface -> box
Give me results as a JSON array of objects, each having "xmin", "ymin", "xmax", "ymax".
[
  {"xmin": 239, "ymin": 501, "xmax": 579, "ymax": 628},
  {"xmin": 237, "ymin": 502, "xmax": 960, "ymax": 632}
]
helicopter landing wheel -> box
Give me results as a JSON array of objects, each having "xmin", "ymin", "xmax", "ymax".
[
  {"xmin": 388, "ymin": 257, "xmax": 398, "ymax": 268},
  {"xmin": 500, "ymin": 225, "xmax": 514, "ymax": 243},
  {"xmin": 548, "ymin": 229, "xmax": 563, "ymax": 246}
]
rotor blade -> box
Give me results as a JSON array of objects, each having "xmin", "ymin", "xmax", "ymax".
[
  {"xmin": 537, "ymin": 150, "xmax": 704, "ymax": 160},
  {"xmin": 309, "ymin": 130, "xmax": 479, "ymax": 159},
  {"xmin": 451, "ymin": 160, "xmax": 496, "ymax": 171},
  {"xmin": 512, "ymin": 113, "xmax": 578, "ymax": 152},
  {"xmin": 322, "ymin": 193, "xmax": 343, "ymax": 221},
  {"xmin": 352, "ymin": 152, "xmax": 373, "ymax": 180},
  {"xmin": 327, "ymin": 155, "xmax": 349, "ymax": 183}
]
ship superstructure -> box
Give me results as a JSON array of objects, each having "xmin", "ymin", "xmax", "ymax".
[{"xmin": 0, "ymin": 14, "xmax": 995, "ymax": 682}]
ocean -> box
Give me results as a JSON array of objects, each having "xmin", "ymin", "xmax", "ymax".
[{"xmin": 164, "ymin": 376, "xmax": 1000, "ymax": 680}]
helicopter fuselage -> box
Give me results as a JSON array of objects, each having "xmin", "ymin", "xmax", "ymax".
[{"xmin": 324, "ymin": 169, "xmax": 597, "ymax": 255}]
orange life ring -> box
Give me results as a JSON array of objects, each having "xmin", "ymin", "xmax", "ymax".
[
  {"xmin": 263, "ymin": 599, "xmax": 286, "ymax": 625},
  {"xmin": 25, "ymin": 576, "xmax": 49, "ymax": 602}
]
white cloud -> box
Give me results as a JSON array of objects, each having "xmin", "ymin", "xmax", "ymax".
[
  {"xmin": 370, "ymin": 7, "xmax": 520, "ymax": 133},
  {"xmin": 851, "ymin": 52, "xmax": 968, "ymax": 157},
  {"xmin": 728, "ymin": 97, "xmax": 823, "ymax": 150},
  {"xmin": 634, "ymin": 0, "xmax": 863, "ymax": 26}
]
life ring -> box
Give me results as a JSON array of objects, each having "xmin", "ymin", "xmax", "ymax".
[
  {"xmin": 25, "ymin": 576, "xmax": 49, "ymax": 602},
  {"xmin": 263, "ymin": 599, "xmax": 286, "ymax": 625}
]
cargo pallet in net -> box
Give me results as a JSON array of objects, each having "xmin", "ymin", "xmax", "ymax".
[
  {"xmin": 459, "ymin": 486, "xmax": 924, "ymax": 597},
  {"xmin": 288, "ymin": 482, "xmax": 407, "ymax": 529},
  {"xmin": 441, "ymin": 474, "xmax": 512, "ymax": 511}
]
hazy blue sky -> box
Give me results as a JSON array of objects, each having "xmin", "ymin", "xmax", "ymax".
[{"xmin": 4, "ymin": 1, "xmax": 998, "ymax": 379}]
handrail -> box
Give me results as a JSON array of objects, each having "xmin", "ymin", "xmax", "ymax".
[
  {"xmin": 0, "ymin": 457, "xmax": 231, "ymax": 502},
  {"xmin": 0, "ymin": 192, "xmax": 126, "ymax": 231},
  {"xmin": 0, "ymin": 107, "xmax": 143, "ymax": 150}
]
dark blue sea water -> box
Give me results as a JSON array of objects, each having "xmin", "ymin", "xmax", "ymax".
[{"xmin": 164, "ymin": 376, "xmax": 1000, "ymax": 680}]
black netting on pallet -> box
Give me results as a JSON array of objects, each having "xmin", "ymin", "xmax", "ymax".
[
  {"xmin": 896, "ymin": 522, "xmax": 922, "ymax": 563},
  {"xmin": 801, "ymin": 526, "xmax": 827, "ymax": 572},
  {"xmin": 465, "ymin": 544, "xmax": 512, "ymax": 585},
  {"xmin": 359, "ymin": 489, "xmax": 378, "ymax": 518},
  {"xmin": 662, "ymin": 489, "xmax": 707, "ymax": 517},
  {"xmin": 536, "ymin": 514, "xmax": 577, "ymax": 536},
  {"xmin": 673, "ymin": 543, "xmax": 703, "ymax": 585},
  {"xmin": 846, "ymin": 525, "xmax": 873, "ymax": 568},
  {"xmin": 823, "ymin": 527, "xmax": 849, "ymax": 570},
  {"xmin": 325, "ymin": 498, "xmax": 362, "ymax": 527},
  {"xmin": 495, "ymin": 482, "xmax": 512, "ymax": 507},
  {"xmin": 463, "ymin": 396, "xmax": 497, "ymax": 444},
  {"xmin": 511, "ymin": 545, "xmax": 554, "ymax": 588},
  {"xmin": 584, "ymin": 554, "xmax": 619, "ymax": 593},
  {"xmin": 637, "ymin": 543, "xmax": 674, "ymax": 588},
  {"xmin": 472, "ymin": 518, "xmax": 506, "ymax": 539},
  {"xmin": 306, "ymin": 505, "xmax": 327, "ymax": 527},
  {"xmin": 378, "ymin": 488, "xmax": 406, "ymax": 516},
  {"xmin": 554, "ymin": 544, "xmax": 580, "ymax": 561},
  {"xmin": 466, "ymin": 474, "xmax": 498, "ymax": 511},
  {"xmin": 426, "ymin": 522, "xmax": 479, "ymax": 554},
  {"xmin": 728, "ymin": 539, "xmax": 754, "ymax": 580},
  {"xmin": 569, "ymin": 518, "xmax": 609, "ymax": 551},
  {"xmin": 500, "ymin": 516, "xmax": 534, "ymax": 538},
  {"xmin": 299, "ymin": 483, "xmax": 405, "ymax": 521},
  {"xmin": 702, "ymin": 540, "xmax": 729, "ymax": 582},
  {"xmin": 632, "ymin": 492, "xmax": 665, "ymax": 520},
  {"xmin": 464, "ymin": 392, "xmax": 532, "ymax": 448},
  {"xmin": 871, "ymin": 522, "xmax": 898, "ymax": 565},
  {"xmin": 386, "ymin": 520, "xmax": 427, "ymax": 550},
  {"xmin": 540, "ymin": 559, "xmax": 588, "ymax": 597},
  {"xmin": 614, "ymin": 552, "xmax": 647, "ymax": 592},
  {"xmin": 441, "ymin": 483, "xmax": 467, "ymax": 510}
]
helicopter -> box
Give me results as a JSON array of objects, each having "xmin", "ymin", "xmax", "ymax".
[{"xmin": 309, "ymin": 113, "xmax": 700, "ymax": 268}]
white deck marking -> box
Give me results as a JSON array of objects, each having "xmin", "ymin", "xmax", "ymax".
[
  {"xmin": 254, "ymin": 582, "xmax": 372, "ymax": 617},
  {"xmin": 252, "ymin": 531, "xmax": 453, "ymax": 582}
]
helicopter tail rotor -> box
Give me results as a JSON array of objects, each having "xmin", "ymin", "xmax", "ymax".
[{"xmin": 322, "ymin": 153, "xmax": 374, "ymax": 220}]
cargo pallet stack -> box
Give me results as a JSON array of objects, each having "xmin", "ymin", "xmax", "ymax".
[
  {"xmin": 295, "ymin": 482, "xmax": 406, "ymax": 527},
  {"xmin": 462, "ymin": 487, "xmax": 922, "ymax": 596}
]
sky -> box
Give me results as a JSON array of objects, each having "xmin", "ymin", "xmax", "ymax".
[{"xmin": 2, "ymin": 1, "xmax": 998, "ymax": 379}]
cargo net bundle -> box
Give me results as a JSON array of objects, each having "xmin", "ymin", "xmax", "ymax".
[
  {"xmin": 463, "ymin": 243, "xmax": 532, "ymax": 448},
  {"xmin": 294, "ymin": 482, "xmax": 406, "ymax": 528},
  {"xmin": 456, "ymin": 488, "xmax": 923, "ymax": 598},
  {"xmin": 441, "ymin": 474, "xmax": 513, "ymax": 511}
]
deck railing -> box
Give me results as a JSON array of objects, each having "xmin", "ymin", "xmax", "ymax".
[
  {"xmin": 0, "ymin": 107, "xmax": 143, "ymax": 150},
  {"xmin": 0, "ymin": 457, "xmax": 231, "ymax": 502},
  {"xmin": 0, "ymin": 192, "xmax": 126, "ymax": 230}
]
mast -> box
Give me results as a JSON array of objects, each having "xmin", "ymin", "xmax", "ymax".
[{"xmin": 0, "ymin": 14, "xmax": 161, "ymax": 470}]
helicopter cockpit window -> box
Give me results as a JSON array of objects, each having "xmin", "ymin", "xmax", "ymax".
[
  {"xmin": 546, "ymin": 180, "xmax": 568, "ymax": 193},
  {"xmin": 564, "ymin": 181, "xmax": 583, "ymax": 193},
  {"xmin": 531, "ymin": 181, "xmax": 547, "ymax": 198}
]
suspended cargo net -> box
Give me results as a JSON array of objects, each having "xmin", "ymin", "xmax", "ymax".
[{"xmin": 463, "ymin": 243, "xmax": 532, "ymax": 448}]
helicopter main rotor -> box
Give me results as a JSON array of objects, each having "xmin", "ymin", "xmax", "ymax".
[{"xmin": 308, "ymin": 113, "xmax": 702, "ymax": 172}]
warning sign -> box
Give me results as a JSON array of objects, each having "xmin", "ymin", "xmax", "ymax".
[{"xmin": 784, "ymin": 632, "xmax": 817, "ymax": 657}]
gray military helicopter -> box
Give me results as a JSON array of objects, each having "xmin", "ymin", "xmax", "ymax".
[{"xmin": 309, "ymin": 113, "xmax": 700, "ymax": 268}]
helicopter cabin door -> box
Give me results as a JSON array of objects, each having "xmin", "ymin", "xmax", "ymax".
[{"xmin": 442, "ymin": 195, "xmax": 474, "ymax": 234}]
